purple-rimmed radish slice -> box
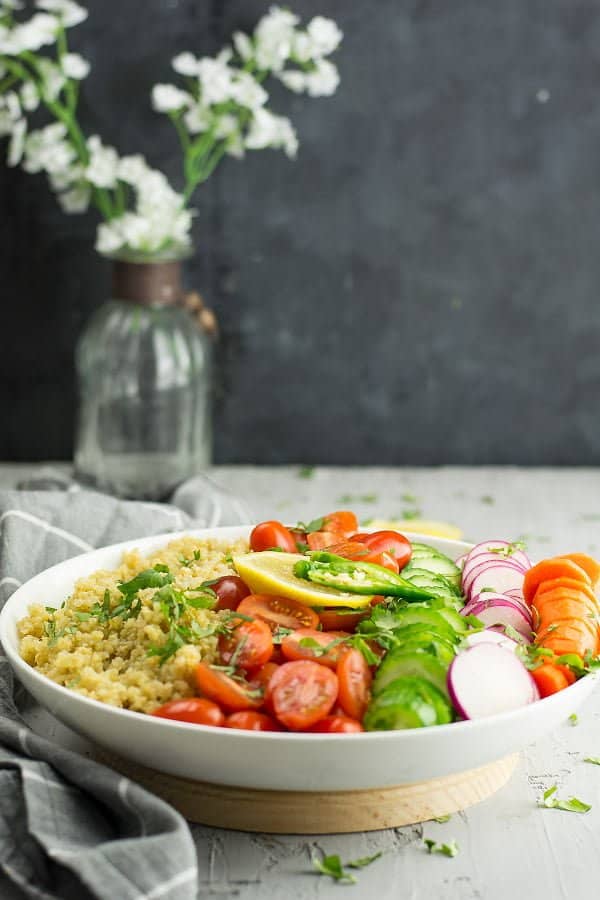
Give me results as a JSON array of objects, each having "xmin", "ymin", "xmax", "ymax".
[
  {"xmin": 461, "ymin": 598, "xmax": 533, "ymax": 639},
  {"xmin": 464, "ymin": 540, "xmax": 531, "ymax": 570},
  {"xmin": 447, "ymin": 644, "xmax": 539, "ymax": 719},
  {"xmin": 462, "ymin": 556, "xmax": 525, "ymax": 592},
  {"xmin": 467, "ymin": 591, "xmax": 530, "ymax": 617},
  {"xmin": 467, "ymin": 563, "xmax": 527, "ymax": 600},
  {"xmin": 463, "ymin": 629, "xmax": 519, "ymax": 653}
]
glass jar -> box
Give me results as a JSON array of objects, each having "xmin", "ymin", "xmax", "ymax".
[{"xmin": 74, "ymin": 256, "xmax": 212, "ymax": 500}]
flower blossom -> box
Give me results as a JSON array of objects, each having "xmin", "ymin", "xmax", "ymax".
[
  {"xmin": 151, "ymin": 83, "xmax": 191, "ymax": 113},
  {"xmin": 35, "ymin": 0, "xmax": 87, "ymax": 28},
  {"xmin": 85, "ymin": 135, "xmax": 119, "ymax": 188},
  {"xmin": 61, "ymin": 52, "xmax": 90, "ymax": 80}
]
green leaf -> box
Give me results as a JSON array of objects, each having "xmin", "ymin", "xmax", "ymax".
[
  {"xmin": 432, "ymin": 814, "xmax": 451, "ymax": 823},
  {"xmin": 296, "ymin": 516, "xmax": 326, "ymax": 534},
  {"xmin": 312, "ymin": 854, "xmax": 357, "ymax": 884},
  {"xmin": 584, "ymin": 757, "xmax": 600, "ymax": 766},
  {"xmin": 298, "ymin": 465, "xmax": 315, "ymax": 479},
  {"xmin": 568, "ymin": 713, "xmax": 578, "ymax": 726},
  {"xmin": 118, "ymin": 568, "xmax": 173, "ymax": 598},
  {"xmin": 401, "ymin": 509, "xmax": 422, "ymax": 520},
  {"xmin": 539, "ymin": 784, "xmax": 591, "ymax": 813},
  {"xmin": 480, "ymin": 495, "xmax": 495, "ymax": 505},
  {"xmin": 424, "ymin": 839, "xmax": 459, "ymax": 857},
  {"xmin": 346, "ymin": 851, "xmax": 383, "ymax": 869}
]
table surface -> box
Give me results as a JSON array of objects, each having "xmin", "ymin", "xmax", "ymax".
[{"xmin": 4, "ymin": 463, "xmax": 600, "ymax": 900}]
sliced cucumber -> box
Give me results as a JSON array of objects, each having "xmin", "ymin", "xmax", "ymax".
[
  {"xmin": 406, "ymin": 554, "xmax": 461, "ymax": 589},
  {"xmin": 364, "ymin": 676, "xmax": 453, "ymax": 730},
  {"xmin": 401, "ymin": 567, "xmax": 462, "ymax": 599},
  {"xmin": 373, "ymin": 649, "xmax": 450, "ymax": 699},
  {"xmin": 382, "ymin": 607, "xmax": 458, "ymax": 637}
]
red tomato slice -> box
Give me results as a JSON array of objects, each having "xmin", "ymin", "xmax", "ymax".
[
  {"xmin": 307, "ymin": 715, "xmax": 364, "ymax": 733},
  {"xmin": 318, "ymin": 607, "xmax": 369, "ymax": 631},
  {"xmin": 151, "ymin": 697, "xmax": 225, "ymax": 727},
  {"xmin": 337, "ymin": 648, "xmax": 372, "ymax": 720},
  {"xmin": 218, "ymin": 618, "xmax": 273, "ymax": 670},
  {"xmin": 281, "ymin": 628, "xmax": 350, "ymax": 669},
  {"xmin": 208, "ymin": 575, "xmax": 251, "ymax": 611},
  {"xmin": 323, "ymin": 510, "xmax": 359, "ymax": 535},
  {"xmin": 195, "ymin": 663, "xmax": 263, "ymax": 711},
  {"xmin": 236, "ymin": 594, "xmax": 319, "ymax": 631},
  {"xmin": 267, "ymin": 660, "xmax": 338, "ymax": 730},
  {"xmin": 225, "ymin": 711, "xmax": 283, "ymax": 731},
  {"xmin": 247, "ymin": 661, "xmax": 280, "ymax": 689},
  {"xmin": 250, "ymin": 521, "xmax": 297, "ymax": 553},
  {"xmin": 351, "ymin": 531, "xmax": 412, "ymax": 569},
  {"xmin": 306, "ymin": 530, "xmax": 342, "ymax": 550},
  {"xmin": 322, "ymin": 539, "xmax": 399, "ymax": 573}
]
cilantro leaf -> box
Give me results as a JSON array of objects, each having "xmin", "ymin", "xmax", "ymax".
[
  {"xmin": 346, "ymin": 852, "xmax": 383, "ymax": 869},
  {"xmin": 568, "ymin": 713, "xmax": 578, "ymax": 726},
  {"xmin": 539, "ymin": 784, "xmax": 591, "ymax": 813},
  {"xmin": 298, "ymin": 465, "xmax": 315, "ymax": 479},
  {"xmin": 424, "ymin": 839, "xmax": 459, "ymax": 857},
  {"xmin": 584, "ymin": 757, "xmax": 600, "ymax": 766}
]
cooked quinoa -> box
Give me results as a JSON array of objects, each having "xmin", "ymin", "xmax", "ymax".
[{"xmin": 18, "ymin": 535, "xmax": 249, "ymax": 713}]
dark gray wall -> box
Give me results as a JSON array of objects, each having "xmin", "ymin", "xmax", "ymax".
[{"xmin": 2, "ymin": 0, "xmax": 600, "ymax": 464}]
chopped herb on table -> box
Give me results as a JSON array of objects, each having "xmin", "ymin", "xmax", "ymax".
[
  {"xmin": 538, "ymin": 785, "xmax": 591, "ymax": 813},
  {"xmin": 312, "ymin": 851, "xmax": 383, "ymax": 884},
  {"xmin": 584, "ymin": 757, "xmax": 600, "ymax": 766},
  {"xmin": 401, "ymin": 509, "xmax": 422, "ymax": 520},
  {"xmin": 432, "ymin": 814, "xmax": 451, "ymax": 823},
  {"xmin": 401, "ymin": 492, "xmax": 417, "ymax": 503},
  {"xmin": 480, "ymin": 495, "xmax": 495, "ymax": 505},
  {"xmin": 568, "ymin": 713, "xmax": 578, "ymax": 726},
  {"xmin": 424, "ymin": 839, "xmax": 459, "ymax": 857},
  {"xmin": 298, "ymin": 465, "xmax": 315, "ymax": 479}
]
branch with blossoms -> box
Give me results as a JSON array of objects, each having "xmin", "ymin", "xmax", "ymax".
[{"xmin": 0, "ymin": 1, "xmax": 342, "ymax": 259}]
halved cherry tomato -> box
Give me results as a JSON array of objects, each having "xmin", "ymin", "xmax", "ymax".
[
  {"xmin": 337, "ymin": 648, "xmax": 372, "ymax": 720},
  {"xmin": 218, "ymin": 618, "xmax": 273, "ymax": 670},
  {"xmin": 323, "ymin": 510, "xmax": 359, "ymax": 535},
  {"xmin": 351, "ymin": 531, "xmax": 412, "ymax": 570},
  {"xmin": 250, "ymin": 521, "xmax": 297, "ymax": 553},
  {"xmin": 195, "ymin": 662, "xmax": 263, "ymax": 711},
  {"xmin": 306, "ymin": 530, "xmax": 342, "ymax": 550},
  {"xmin": 248, "ymin": 661, "xmax": 280, "ymax": 689},
  {"xmin": 307, "ymin": 715, "xmax": 364, "ymax": 733},
  {"xmin": 225, "ymin": 711, "xmax": 283, "ymax": 731},
  {"xmin": 267, "ymin": 660, "xmax": 338, "ymax": 730},
  {"xmin": 209, "ymin": 575, "xmax": 251, "ymax": 611},
  {"xmin": 237, "ymin": 594, "xmax": 319, "ymax": 631},
  {"xmin": 318, "ymin": 607, "xmax": 369, "ymax": 631},
  {"xmin": 151, "ymin": 697, "xmax": 225, "ymax": 727},
  {"xmin": 281, "ymin": 628, "xmax": 350, "ymax": 669},
  {"xmin": 323, "ymin": 539, "xmax": 399, "ymax": 573}
]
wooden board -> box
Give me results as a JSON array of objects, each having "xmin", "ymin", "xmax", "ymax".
[{"xmin": 95, "ymin": 751, "xmax": 519, "ymax": 834}]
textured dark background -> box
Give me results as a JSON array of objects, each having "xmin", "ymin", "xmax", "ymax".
[{"xmin": 1, "ymin": 0, "xmax": 600, "ymax": 464}]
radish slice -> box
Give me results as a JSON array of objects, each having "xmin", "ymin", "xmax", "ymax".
[
  {"xmin": 461, "ymin": 599, "xmax": 533, "ymax": 640},
  {"xmin": 466, "ymin": 591, "xmax": 530, "ymax": 617},
  {"xmin": 447, "ymin": 644, "xmax": 539, "ymax": 719},
  {"xmin": 463, "ymin": 558, "xmax": 525, "ymax": 595},
  {"xmin": 468, "ymin": 564, "xmax": 527, "ymax": 600},
  {"xmin": 463, "ymin": 630, "xmax": 519, "ymax": 653},
  {"xmin": 462, "ymin": 553, "xmax": 527, "ymax": 584},
  {"xmin": 464, "ymin": 541, "xmax": 531, "ymax": 570}
]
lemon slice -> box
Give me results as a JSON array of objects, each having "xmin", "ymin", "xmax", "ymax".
[
  {"xmin": 366, "ymin": 519, "xmax": 463, "ymax": 540},
  {"xmin": 232, "ymin": 551, "xmax": 373, "ymax": 609}
]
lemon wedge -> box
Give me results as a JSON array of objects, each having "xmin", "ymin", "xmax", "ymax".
[
  {"xmin": 232, "ymin": 551, "xmax": 373, "ymax": 609},
  {"xmin": 365, "ymin": 519, "xmax": 463, "ymax": 540}
]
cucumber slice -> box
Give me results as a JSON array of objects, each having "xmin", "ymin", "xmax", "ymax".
[
  {"xmin": 364, "ymin": 676, "xmax": 453, "ymax": 730},
  {"xmin": 401, "ymin": 567, "xmax": 462, "ymax": 599},
  {"xmin": 373, "ymin": 649, "xmax": 450, "ymax": 699},
  {"xmin": 406, "ymin": 555, "xmax": 461, "ymax": 589},
  {"xmin": 382, "ymin": 607, "xmax": 458, "ymax": 637}
]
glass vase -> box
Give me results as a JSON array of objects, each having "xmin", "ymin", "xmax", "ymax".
[{"xmin": 74, "ymin": 256, "xmax": 212, "ymax": 500}]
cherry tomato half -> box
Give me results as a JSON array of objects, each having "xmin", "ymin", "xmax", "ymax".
[
  {"xmin": 351, "ymin": 531, "xmax": 412, "ymax": 570},
  {"xmin": 306, "ymin": 530, "xmax": 342, "ymax": 550},
  {"xmin": 195, "ymin": 662, "xmax": 263, "ymax": 711},
  {"xmin": 281, "ymin": 628, "xmax": 350, "ymax": 669},
  {"xmin": 209, "ymin": 575, "xmax": 251, "ymax": 611},
  {"xmin": 218, "ymin": 618, "xmax": 273, "ymax": 670},
  {"xmin": 318, "ymin": 607, "xmax": 369, "ymax": 631},
  {"xmin": 267, "ymin": 660, "xmax": 338, "ymax": 730},
  {"xmin": 317, "ymin": 539, "xmax": 398, "ymax": 573},
  {"xmin": 237, "ymin": 594, "xmax": 319, "ymax": 631},
  {"xmin": 248, "ymin": 661, "xmax": 280, "ymax": 689},
  {"xmin": 337, "ymin": 648, "xmax": 372, "ymax": 720},
  {"xmin": 323, "ymin": 510, "xmax": 359, "ymax": 536},
  {"xmin": 250, "ymin": 521, "xmax": 297, "ymax": 553},
  {"xmin": 225, "ymin": 711, "xmax": 283, "ymax": 731},
  {"xmin": 307, "ymin": 715, "xmax": 364, "ymax": 733},
  {"xmin": 151, "ymin": 697, "xmax": 225, "ymax": 727}
]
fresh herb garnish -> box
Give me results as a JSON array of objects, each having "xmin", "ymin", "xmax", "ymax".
[
  {"xmin": 272, "ymin": 626, "xmax": 295, "ymax": 644},
  {"xmin": 179, "ymin": 549, "xmax": 202, "ymax": 567},
  {"xmin": 568, "ymin": 713, "xmax": 578, "ymax": 726},
  {"xmin": 488, "ymin": 541, "xmax": 526, "ymax": 557},
  {"xmin": 296, "ymin": 516, "xmax": 326, "ymax": 534},
  {"xmin": 538, "ymin": 785, "xmax": 591, "ymax": 813},
  {"xmin": 432, "ymin": 814, "xmax": 451, "ymax": 823},
  {"xmin": 424, "ymin": 839, "xmax": 459, "ymax": 857},
  {"xmin": 480, "ymin": 495, "xmax": 495, "ymax": 505},
  {"xmin": 401, "ymin": 492, "xmax": 417, "ymax": 503},
  {"xmin": 298, "ymin": 465, "xmax": 315, "ymax": 479},
  {"xmin": 43, "ymin": 619, "xmax": 78, "ymax": 647},
  {"xmin": 346, "ymin": 852, "xmax": 383, "ymax": 869},
  {"xmin": 337, "ymin": 493, "xmax": 378, "ymax": 504},
  {"xmin": 312, "ymin": 851, "xmax": 382, "ymax": 883},
  {"xmin": 401, "ymin": 509, "xmax": 422, "ymax": 520},
  {"xmin": 584, "ymin": 757, "xmax": 600, "ymax": 765}
]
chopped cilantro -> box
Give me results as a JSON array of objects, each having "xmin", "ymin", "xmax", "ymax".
[
  {"xmin": 296, "ymin": 516, "xmax": 325, "ymax": 534},
  {"xmin": 424, "ymin": 839, "xmax": 459, "ymax": 857},
  {"xmin": 584, "ymin": 757, "xmax": 600, "ymax": 766},
  {"xmin": 568, "ymin": 713, "xmax": 578, "ymax": 726},
  {"xmin": 401, "ymin": 509, "xmax": 422, "ymax": 520},
  {"xmin": 179, "ymin": 549, "xmax": 202, "ymax": 567},
  {"xmin": 312, "ymin": 850, "xmax": 382, "ymax": 883},
  {"xmin": 432, "ymin": 814, "xmax": 451, "ymax": 823},
  {"xmin": 298, "ymin": 465, "xmax": 315, "ymax": 479},
  {"xmin": 538, "ymin": 785, "xmax": 591, "ymax": 813},
  {"xmin": 480, "ymin": 495, "xmax": 495, "ymax": 505}
]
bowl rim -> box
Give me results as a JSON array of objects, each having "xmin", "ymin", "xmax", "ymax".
[{"xmin": 1, "ymin": 526, "xmax": 595, "ymax": 743}]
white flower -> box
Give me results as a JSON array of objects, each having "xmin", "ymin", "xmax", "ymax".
[
  {"xmin": 230, "ymin": 71, "xmax": 267, "ymax": 110},
  {"xmin": 245, "ymin": 107, "xmax": 298, "ymax": 158},
  {"xmin": 35, "ymin": 0, "xmax": 87, "ymax": 27},
  {"xmin": 291, "ymin": 31, "xmax": 313, "ymax": 63},
  {"xmin": 277, "ymin": 69, "xmax": 306, "ymax": 94},
  {"xmin": 23, "ymin": 123, "xmax": 75, "ymax": 175},
  {"xmin": 85, "ymin": 134, "xmax": 119, "ymax": 188},
  {"xmin": 49, "ymin": 161, "xmax": 82, "ymax": 190},
  {"xmin": 2, "ymin": 12, "xmax": 57, "ymax": 53},
  {"xmin": 233, "ymin": 31, "xmax": 253, "ymax": 61},
  {"xmin": 172, "ymin": 52, "xmax": 199, "ymax": 77},
  {"xmin": 117, "ymin": 154, "xmax": 149, "ymax": 186},
  {"xmin": 306, "ymin": 16, "xmax": 343, "ymax": 57},
  {"xmin": 183, "ymin": 102, "xmax": 211, "ymax": 135},
  {"xmin": 4, "ymin": 91, "xmax": 21, "ymax": 121},
  {"xmin": 214, "ymin": 114, "xmax": 237, "ymax": 139},
  {"xmin": 20, "ymin": 81, "xmax": 40, "ymax": 112},
  {"xmin": 305, "ymin": 58, "xmax": 339, "ymax": 97},
  {"xmin": 58, "ymin": 183, "xmax": 90, "ymax": 213},
  {"xmin": 152, "ymin": 83, "xmax": 191, "ymax": 113},
  {"xmin": 96, "ymin": 221, "xmax": 123, "ymax": 255},
  {"xmin": 61, "ymin": 52, "xmax": 90, "ymax": 80},
  {"xmin": 196, "ymin": 57, "xmax": 234, "ymax": 106},
  {"xmin": 254, "ymin": 6, "xmax": 298, "ymax": 72},
  {"xmin": 7, "ymin": 118, "xmax": 26, "ymax": 166},
  {"xmin": 38, "ymin": 58, "xmax": 66, "ymax": 101}
]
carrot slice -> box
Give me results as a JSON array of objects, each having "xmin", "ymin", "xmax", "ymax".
[
  {"xmin": 534, "ymin": 593, "xmax": 598, "ymax": 628},
  {"xmin": 523, "ymin": 559, "xmax": 591, "ymax": 605},
  {"xmin": 532, "ymin": 664, "xmax": 570, "ymax": 697},
  {"xmin": 559, "ymin": 554, "xmax": 600, "ymax": 587},
  {"xmin": 535, "ymin": 577, "xmax": 599, "ymax": 609},
  {"xmin": 536, "ymin": 619, "xmax": 597, "ymax": 647}
]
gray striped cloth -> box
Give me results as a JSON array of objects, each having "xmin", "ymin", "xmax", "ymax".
[{"xmin": 0, "ymin": 489, "xmax": 200, "ymax": 900}]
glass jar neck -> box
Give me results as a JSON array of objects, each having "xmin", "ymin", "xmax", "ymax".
[{"xmin": 111, "ymin": 259, "xmax": 183, "ymax": 307}]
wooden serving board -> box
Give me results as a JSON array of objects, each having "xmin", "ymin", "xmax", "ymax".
[{"xmin": 95, "ymin": 750, "xmax": 519, "ymax": 834}]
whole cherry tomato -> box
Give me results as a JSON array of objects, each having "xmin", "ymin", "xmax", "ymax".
[
  {"xmin": 350, "ymin": 531, "xmax": 412, "ymax": 570},
  {"xmin": 225, "ymin": 711, "xmax": 282, "ymax": 731},
  {"xmin": 307, "ymin": 715, "xmax": 364, "ymax": 733},
  {"xmin": 208, "ymin": 575, "xmax": 251, "ymax": 611},
  {"xmin": 151, "ymin": 697, "xmax": 225, "ymax": 727},
  {"xmin": 250, "ymin": 521, "xmax": 297, "ymax": 553}
]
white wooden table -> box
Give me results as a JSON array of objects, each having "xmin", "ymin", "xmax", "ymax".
[{"xmin": 3, "ymin": 464, "xmax": 600, "ymax": 899}]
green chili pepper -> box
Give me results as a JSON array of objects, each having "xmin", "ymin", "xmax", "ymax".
[{"xmin": 293, "ymin": 552, "xmax": 434, "ymax": 602}]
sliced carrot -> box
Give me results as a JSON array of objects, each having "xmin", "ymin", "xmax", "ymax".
[
  {"xmin": 535, "ymin": 593, "xmax": 598, "ymax": 629},
  {"xmin": 559, "ymin": 554, "xmax": 600, "ymax": 587},
  {"xmin": 532, "ymin": 664, "xmax": 570, "ymax": 697},
  {"xmin": 556, "ymin": 665, "xmax": 577, "ymax": 686},
  {"xmin": 541, "ymin": 634, "xmax": 595, "ymax": 658},
  {"xmin": 523, "ymin": 558, "xmax": 591, "ymax": 605},
  {"xmin": 535, "ymin": 577, "xmax": 599, "ymax": 609},
  {"xmin": 536, "ymin": 618, "xmax": 597, "ymax": 646}
]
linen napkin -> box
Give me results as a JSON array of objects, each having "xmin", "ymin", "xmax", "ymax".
[{"xmin": 0, "ymin": 488, "xmax": 200, "ymax": 900}]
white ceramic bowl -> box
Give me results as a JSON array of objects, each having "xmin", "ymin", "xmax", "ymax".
[{"xmin": 1, "ymin": 527, "xmax": 597, "ymax": 791}]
